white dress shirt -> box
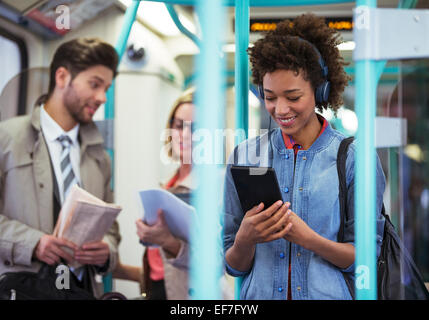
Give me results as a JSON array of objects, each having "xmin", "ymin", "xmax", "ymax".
[
  {"xmin": 40, "ymin": 105, "xmax": 81, "ymax": 205},
  {"xmin": 40, "ymin": 105, "xmax": 84, "ymax": 279}
]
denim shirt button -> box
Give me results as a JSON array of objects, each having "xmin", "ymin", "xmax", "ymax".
[
  {"xmin": 297, "ymin": 252, "xmax": 301, "ymax": 257},
  {"xmin": 283, "ymin": 187, "xmax": 289, "ymax": 193},
  {"xmin": 297, "ymin": 286, "xmax": 302, "ymax": 291},
  {"xmin": 279, "ymin": 252, "xmax": 285, "ymax": 259},
  {"xmin": 284, "ymin": 154, "xmax": 290, "ymax": 160},
  {"xmin": 278, "ymin": 287, "xmax": 283, "ymax": 292}
]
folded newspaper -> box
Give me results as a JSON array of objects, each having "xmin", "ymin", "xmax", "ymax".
[{"xmin": 53, "ymin": 185, "xmax": 122, "ymax": 268}]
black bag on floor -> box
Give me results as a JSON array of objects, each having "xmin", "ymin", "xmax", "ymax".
[
  {"xmin": 0, "ymin": 263, "xmax": 96, "ymax": 300},
  {"xmin": 337, "ymin": 136, "xmax": 429, "ymax": 300}
]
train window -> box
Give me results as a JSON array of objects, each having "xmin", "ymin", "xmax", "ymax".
[
  {"xmin": 381, "ymin": 59, "xmax": 429, "ymax": 284},
  {"xmin": 0, "ymin": 29, "xmax": 28, "ymax": 120}
]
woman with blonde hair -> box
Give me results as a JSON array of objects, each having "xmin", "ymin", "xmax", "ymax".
[{"xmin": 136, "ymin": 88, "xmax": 197, "ymax": 300}]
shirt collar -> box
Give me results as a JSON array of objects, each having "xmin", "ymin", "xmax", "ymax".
[
  {"xmin": 282, "ymin": 114, "xmax": 328, "ymax": 150},
  {"xmin": 40, "ymin": 104, "xmax": 80, "ymax": 145}
]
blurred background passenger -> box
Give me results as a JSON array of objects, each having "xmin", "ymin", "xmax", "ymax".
[
  {"xmin": 136, "ymin": 88, "xmax": 194, "ymax": 299},
  {"xmin": 136, "ymin": 88, "xmax": 232, "ymax": 300}
]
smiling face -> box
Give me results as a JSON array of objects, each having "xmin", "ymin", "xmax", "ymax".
[
  {"xmin": 62, "ymin": 65, "xmax": 113, "ymax": 124},
  {"xmin": 263, "ymin": 69, "xmax": 320, "ymax": 144}
]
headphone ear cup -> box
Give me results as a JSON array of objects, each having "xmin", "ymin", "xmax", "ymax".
[{"xmin": 315, "ymin": 81, "xmax": 330, "ymax": 104}]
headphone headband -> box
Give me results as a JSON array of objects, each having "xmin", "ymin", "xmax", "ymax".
[
  {"xmin": 258, "ymin": 36, "xmax": 330, "ymax": 104},
  {"xmin": 296, "ymin": 37, "xmax": 328, "ymax": 78}
]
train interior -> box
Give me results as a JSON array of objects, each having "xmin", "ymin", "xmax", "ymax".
[{"xmin": 0, "ymin": 0, "xmax": 428, "ymax": 298}]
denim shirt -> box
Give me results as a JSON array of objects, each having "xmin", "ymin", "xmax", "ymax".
[{"xmin": 222, "ymin": 123, "xmax": 386, "ymax": 300}]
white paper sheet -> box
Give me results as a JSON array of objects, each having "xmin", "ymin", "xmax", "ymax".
[{"xmin": 139, "ymin": 189, "xmax": 196, "ymax": 244}]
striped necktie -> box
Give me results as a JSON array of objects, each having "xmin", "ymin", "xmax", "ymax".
[{"xmin": 57, "ymin": 135, "xmax": 78, "ymax": 202}]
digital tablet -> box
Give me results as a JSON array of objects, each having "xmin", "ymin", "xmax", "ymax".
[{"xmin": 230, "ymin": 165, "xmax": 283, "ymax": 214}]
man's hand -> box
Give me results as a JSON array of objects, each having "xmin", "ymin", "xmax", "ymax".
[
  {"xmin": 34, "ymin": 235, "xmax": 78, "ymax": 265},
  {"xmin": 74, "ymin": 241, "xmax": 110, "ymax": 266}
]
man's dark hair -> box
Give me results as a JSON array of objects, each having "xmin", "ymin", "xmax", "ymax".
[{"xmin": 43, "ymin": 38, "xmax": 118, "ymax": 102}]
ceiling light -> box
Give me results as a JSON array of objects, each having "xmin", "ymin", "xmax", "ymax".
[
  {"xmin": 118, "ymin": 0, "xmax": 195, "ymax": 37},
  {"xmin": 222, "ymin": 44, "xmax": 235, "ymax": 52},
  {"xmin": 404, "ymin": 144, "xmax": 424, "ymax": 163},
  {"xmin": 222, "ymin": 43, "xmax": 254, "ymax": 53},
  {"xmin": 318, "ymin": 107, "xmax": 334, "ymax": 122},
  {"xmin": 337, "ymin": 41, "xmax": 355, "ymax": 51},
  {"xmin": 338, "ymin": 107, "xmax": 358, "ymax": 134}
]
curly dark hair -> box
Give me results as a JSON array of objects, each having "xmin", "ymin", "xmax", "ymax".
[{"xmin": 248, "ymin": 13, "xmax": 350, "ymax": 113}]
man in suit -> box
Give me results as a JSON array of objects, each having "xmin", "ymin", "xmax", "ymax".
[{"xmin": 0, "ymin": 38, "xmax": 121, "ymax": 298}]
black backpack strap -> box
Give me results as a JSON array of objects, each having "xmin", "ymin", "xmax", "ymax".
[
  {"xmin": 336, "ymin": 136, "xmax": 356, "ymax": 300},
  {"xmin": 337, "ymin": 136, "xmax": 354, "ymax": 243}
]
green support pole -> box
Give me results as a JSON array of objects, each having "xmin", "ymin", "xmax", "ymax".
[
  {"xmin": 148, "ymin": 0, "xmax": 355, "ymax": 6},
  {"xmin": 190, "ymin": 0, "xmax": 225, "ymax": 299},
  {"xmin": 355, "ymin": 56, "xmax": 378, "ymax": 301},
  {"xmin": 354, "ymin": 0, "xmax": 377, "ymax": 300},
  {"xmin": 234, "ymin": 0, "xmax": 249, "ymax": 143},
  {"xmin": 233, "ymin": 0, "xmax": 249, "ymax": 299},
  {"xmin": 102, "ymin": 0, "xmax": 140, "ymax": 292},
  {"xmin": 165, "ymin": 3, "xmax": 201, "ymax": 47},
  {"xmin": 353, "ymin": 0, "xmax": 418, "ymax": 300}
]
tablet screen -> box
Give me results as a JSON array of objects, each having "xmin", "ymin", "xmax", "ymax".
[{"xmin": 230, "ymin": 166, "xmax": 283, "ymax": 214}]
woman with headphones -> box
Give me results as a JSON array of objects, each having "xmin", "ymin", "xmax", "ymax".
[{"xmin": 223, "ymin": 13, "xmax": 386, "ymax": 300}]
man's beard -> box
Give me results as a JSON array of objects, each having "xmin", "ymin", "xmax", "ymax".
[{"xmin": 63, "ymin": 84, "xmax": 93, "ymax": 124}]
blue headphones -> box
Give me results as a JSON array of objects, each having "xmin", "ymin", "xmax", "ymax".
[{"xmin": 258, "ymin": 37, "xmax": 330, "ymax": 105}]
